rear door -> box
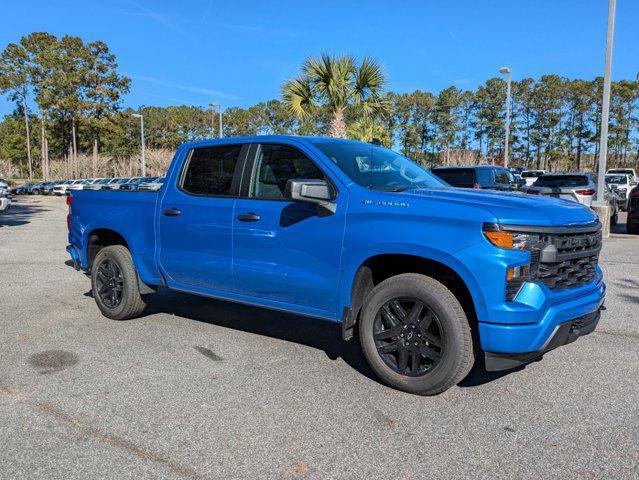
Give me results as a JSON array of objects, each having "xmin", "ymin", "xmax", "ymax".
[
  {"xmin": 231, "ymin": 142, "xmax": 346, "ymax": 315},
  {"xmin": 158, "ymin": 143, "xmax": 248, "ymax": 292}
]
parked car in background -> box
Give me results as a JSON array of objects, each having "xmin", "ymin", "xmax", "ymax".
[
  {"xmin": 43, "ymin": 181, "xmax": 61, "ymax": 195},
  {"xmin": 607, "ymin": 168, "xmax": 639, "ymax": 184},
  {"xmin": 67, "ymin": 136, "xmax": 606, "ymax": 395},
  {"xmin": 527, "ymin": 173, "xmax": 620, "ymax": 225},
  {"xmin": 605, "ymin": 173, "xmax": 635, "ymax": 211},
  {"xmin": 53, "ymin": 180, "xmax": 74, "ymax": 195},
  {"xmin": 67, "ymin": 179, "xmax": 88, "ymax": 191},
  {"xmin": 521, "ymin": 169, "xmax": 547, "ymax": 186},
  {"xmin": 0, "ymin": 179, "xmax": 9, "ymax": 198},
  {"xmin": 431, "ymin": 166, "xmax": 519, "ymax": 191},
  {"xmin": 102, "ymin": 177, "xmax": 131, "ymax": 190},
  {"xmin": 84, "ymin": 178, "xmax": 113, "ymax": 190},
  {"xmin": 11, "ymin": 184, "xmax": 27, "ymax": 195},
  {"xmin": 34, "ymin": 181, "xmax": 58, "ymax": 195},
  {"xmin": 627, "ymin": 185, "xmax": 639, "ymax": 234},
  {"xmin": 118, "ymin": 177, "xmax": 145, "ymax": 191},
  {"xmin": 27, "ymin": 181, "xmax": 46, "ymax": 194},
  {"xmin": 138, "ymin": 177, "xmax": 165, "ymax": 191},
  {"xmin": 0, "ymin": 194, "xmax": 11, "ymax": 213}
]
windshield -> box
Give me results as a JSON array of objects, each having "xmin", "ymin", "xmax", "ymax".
[
  {"xmin": 605, "ymin": 175, "xmax": 627, "ymax": 184},
  {"xmin": 533, "ymin": 175, "xmax": 588, "ymax": 187},
  {"xmin": 311, "ymin": 140, "xmax": 447, "ymax": 191}
]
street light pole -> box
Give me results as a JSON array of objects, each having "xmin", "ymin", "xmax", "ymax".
[
  {"xmin": 499, "ymin": 67, "xmax": 511, "ymax": 169},
  {"xmin": 594, "ymin": 0, "xmax": 617, "ymax": 206},
  {"xmin": 210, "ymin": 102, "xmax": 223, "ymax": 138},
  {"xmin": 132, "ymin": 113, "xmax": 146, "ymax": 177}
]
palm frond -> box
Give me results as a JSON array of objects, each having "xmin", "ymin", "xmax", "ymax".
[
  {"xmin": 352, "ymin": 56, "xmax": 386, "ymax": 105},
  {"xmin": 281, "ymin": 77, "xmax": 315, "ymax": 119}
]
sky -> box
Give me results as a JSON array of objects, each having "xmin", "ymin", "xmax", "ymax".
[{"xmin": 1, "ymin": 0, "xmax": 638, "ymax": 116}]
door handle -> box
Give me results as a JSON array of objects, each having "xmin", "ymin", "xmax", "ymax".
[
  {"xmin": 237, "ymin": 213, "xmax": 260, "ymax": 222},
  {"xmin": 163, "ymin": 208, "xmax": 181, "ymax": 216}
]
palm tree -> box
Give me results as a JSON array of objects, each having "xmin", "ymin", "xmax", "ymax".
[{"xmin": 282, "ymin": 53, "xmax": 387, "ymax": 138}]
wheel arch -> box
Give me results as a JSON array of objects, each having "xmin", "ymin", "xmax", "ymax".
[
  {"xmin": 344, "ymin": 253, "xmax": 486, "ymax": 343},
  {"xmin": 85, "ymin": 227, "xmax": 130, "ymax": 269}
]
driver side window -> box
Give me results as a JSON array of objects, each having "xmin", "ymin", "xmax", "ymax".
[{"xmin": 250, "ymin": 144, "xmax": 324, "ymax": 200}]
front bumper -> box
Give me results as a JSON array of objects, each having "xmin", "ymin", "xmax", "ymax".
[{"xmin": 484, "ymin": 307, "xmax": 602, "ymax": 371}]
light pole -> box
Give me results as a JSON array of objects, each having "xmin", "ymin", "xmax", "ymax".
[
  {"xmin": 131, "ymin": 113, "xmax": 146, "ymax": 177},
  {"xmin": 594, "ymin": 0, "xmax": 616, "ymax": 207},
  {"xmin": 210, "ymin": 102, "xmax": 223, "ymax": 138},
  {"xmin": 499, "ymin": 66, "xmax": 511, "ymax": 169}
]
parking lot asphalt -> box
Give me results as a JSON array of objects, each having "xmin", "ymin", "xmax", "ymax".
[{"xmin": 0, "ymin": 195, "xmax": 637, "ymax": 480}]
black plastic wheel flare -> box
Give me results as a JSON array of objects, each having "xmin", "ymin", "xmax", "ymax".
[
  {"xmin": 95, "ymin": 259, "xmax": 124, "ymax": 309},
  {"xmin": 373, "ymin": 297, "xmax": 444, "ymax": 377}
]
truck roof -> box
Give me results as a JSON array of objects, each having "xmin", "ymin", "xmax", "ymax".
[{"xmin": 178, "ymin": 135, "xmax": 368, "ymax": 149}]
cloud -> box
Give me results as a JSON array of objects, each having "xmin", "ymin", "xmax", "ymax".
[
  {"xmin": 114, "ymin": 1, "xmax": 199, "ymax": 43},
  {"xmin": 128, "ymin": 74, "xmax": 239, "ymax": 101}
]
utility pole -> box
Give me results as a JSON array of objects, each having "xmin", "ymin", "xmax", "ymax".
[
  {"xmin": 132, "ymin": 113, "xmax": 146, "ymax": 177},
  {"xmin": 592, "ymin": 0, "xmax": 617, "ymax": 237},
  {"xmin": 499, "ymin": 67, "xmax": 511, "ymax": 169},
  {"xmin": 210, "ymin": 102, "xmax": 223, "ymax": 138}
]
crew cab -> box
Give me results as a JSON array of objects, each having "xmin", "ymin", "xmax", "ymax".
[{"xmin": 66, "ymin": 136, "xmax": 606, "ymax": 395}]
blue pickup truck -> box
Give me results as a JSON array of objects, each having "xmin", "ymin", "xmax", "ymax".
[{"xmin": 67, "ymin": 136, "xmax": 606, "ymax": 395}]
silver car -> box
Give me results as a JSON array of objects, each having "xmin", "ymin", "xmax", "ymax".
[
  {"xmin": 102, "ymin": 178, "xmax": 131, "ymax": 190},
  {"xmin": 138, "ymin": 177, "xmax": 165, "ymax": 191},
  {"xmin": 527, "ymin": 173, "xmax": 620, "ymax": 225}
]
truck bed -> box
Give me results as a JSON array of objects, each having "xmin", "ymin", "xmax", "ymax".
[{"xmin": 68, "ymin": 189, "xmax": 162, "ymax": 285}]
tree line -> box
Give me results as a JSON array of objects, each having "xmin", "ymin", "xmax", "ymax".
[{"xmin": 1, "ymin": 33, "xmax": 638, "ymax": 180}]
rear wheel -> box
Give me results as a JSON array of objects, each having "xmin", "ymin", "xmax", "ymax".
[
  {"xmin": 628, "ymin": 220, "xmax": 639, "ymax": 235},
  {"xmin": 359, "ymin": 273, "xmax": 474, "ymax": 395},
  {"xmin": 91, "ymin": 245, "xmax": 147, "ymax": 320}
]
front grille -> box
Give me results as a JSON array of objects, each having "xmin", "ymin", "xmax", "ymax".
[
  {"xmin": 537, "ymin": 254, "xmax": 598, "ymax": 289},
  {"xmin": 535, "ymin": 229, "xmax": 601, "ymax": 291},
  {"xmin": 504, "ymin": 225, "xmax": 602, "ymax": 300}
]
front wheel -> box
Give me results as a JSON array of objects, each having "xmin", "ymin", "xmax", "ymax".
[
  {"xmin": 91, "ymin": 245, "xmax": 147, "ymax": 320},
  {"xmin": 359, "ymin": 273, "xmax": 475, "ymax": 395}
]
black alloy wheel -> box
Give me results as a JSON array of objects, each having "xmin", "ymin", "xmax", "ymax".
[
  {"xmin": 373, "ymin": 297, "xmax": 444, "ymax": 377},
  {"xmin": 95, "ymin": 258, "xmax": 124, "ymax": 309}
]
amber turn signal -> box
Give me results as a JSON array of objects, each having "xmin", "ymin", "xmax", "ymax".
[{"xmin": 484, "ymin": 230, "xmax": 513, "ymax": 249}]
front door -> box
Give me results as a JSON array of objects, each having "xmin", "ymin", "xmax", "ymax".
[
  {"xmin": 158, "ymin": 143, "xmax": 246, "ymax": 292},
  {"xmin": 232, "ymin": 143, "xmax": 346, "ymax": 315}
]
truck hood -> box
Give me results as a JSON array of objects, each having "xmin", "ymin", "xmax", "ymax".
[{"xmin": 398, "ymin": 187, "xmax": 598, "ymax": 227}]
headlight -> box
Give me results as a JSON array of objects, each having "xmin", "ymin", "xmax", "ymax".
[
  {"xmin": 483, "ymin": 223, "xmax": 548, "ymax": 301},
  {"xmin": 482, "ymin": 223, "xmax": 543, "ymax": 251}
]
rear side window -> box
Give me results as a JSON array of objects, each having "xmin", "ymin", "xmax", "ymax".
[
  {"xmin": 432, "ymin": 169, "xmax": 475, "ymax": 187},
  {"xmin": 493, "ymin": 169, "xmax": 514, "ymax": 184},
  {"xmin": 533, "ymin": 175, "xmax": 588, "ymax": 187},
  {"xmin": 182, "ymin": 145, "xmax": 242, "ymax": 196},
  {"xmin": 250, "ymin": 144, "xmax": 324, "ymax": 200}
]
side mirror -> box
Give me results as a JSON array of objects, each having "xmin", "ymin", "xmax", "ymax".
[{"xmin": 285, "ymin": 179, "xmax": 336, "ymax": 215}]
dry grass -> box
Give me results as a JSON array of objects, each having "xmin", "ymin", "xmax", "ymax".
[{"xmin": 0, "ymin": 148, "xmax": 175, "ymax": 181}]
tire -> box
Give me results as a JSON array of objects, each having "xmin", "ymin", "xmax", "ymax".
[
  {"xmin": 628, "ymin": 220, "xmax": 639, "ymax": 235},
  {"xmin": 91, "ymin": 245, "xmax": 147, "ymax": 320},
  {"xmin": 359, "ymin": 273, "xmax": 475, "ymax": 395},
  {"xmin": 611, "ymin": 209, "xmax": 618, "ymax": 226}
]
